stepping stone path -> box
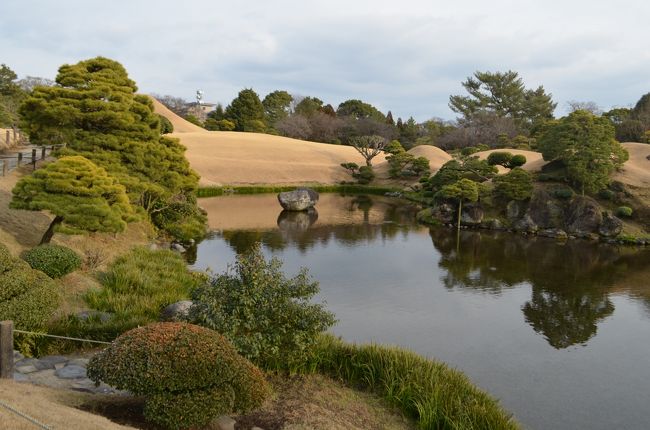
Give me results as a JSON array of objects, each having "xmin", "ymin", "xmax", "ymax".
[{"xmin": 12, "ymin": 350, "xmax": 124, "ymax": 394}]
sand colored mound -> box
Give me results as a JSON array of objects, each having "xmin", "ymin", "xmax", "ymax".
[
  {"xmin": 149, "ymin": 97, "xmax": 205, "ymax": 133},
  {"xmin": 474, "ymin": 149, "xmax": 547, "ymax": 172},
  {"xmin": 406, "ymin": 145, "xmax": 453, "ymax": 169},
  {"xmin": 0, "ymin": 380, "xmax": 135, "ymax": 429},
  {"xmin": 173, "ymin": 131, "xmax": 384, "ymax": 186},
  {"xmin": 615, "ymin": 143, "xmax": 650, "ymax": 187}
]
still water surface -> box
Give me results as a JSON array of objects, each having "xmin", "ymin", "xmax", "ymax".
[{"xmin": 191, "ymin": 194, "xmax": 650, "ymax": 430}]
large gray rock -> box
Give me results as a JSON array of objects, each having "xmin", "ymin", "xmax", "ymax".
[
  {"xmin": 566, "ymin": 196, "xmax": 602, "ymax": 235},
  {"xmin": 460, "ymin": 203, "xmax": 483, "ymax": 226},
  {"xmin": 278, "ymin": 188, "xmax": 319, "ymax": 211},
  {"xmin": 430, "ymin": 203, "xmax": 456, "ymax": 224},
  {"xmin": 528, "ymin": 189, "xmax": 564, "ymax": 229},
  {"xmin": 599, "ymin": 212, "xmax": 623, "ymax": 237},
  {"xmin": 513, "ymin": 215, "xmax": 538, "ymax": 233},
  {"xmin": 160, "ymin": 300, "xmax": 193, "ymax": 322}
]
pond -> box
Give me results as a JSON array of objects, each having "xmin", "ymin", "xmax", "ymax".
[{"xmin": 191, "ymin": 193, "xmax": 650, "ymax": 430}]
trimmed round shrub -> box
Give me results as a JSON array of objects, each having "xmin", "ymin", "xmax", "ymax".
[
  {"xmin": 0, "ymin": 243, "xmax": 59, "ymax": 331},
  {"xmin": 356, "ymin": 165, "xmax": 375, "ymax": 184},
  {"xmin": 22, "ymin": 244, "xmax": 81, "ymax": 278},
  {"xmin": 493, "ymin": 168, "xmax": 533, "ymax": 201},
  {"xmin": 157, "ymin": 114, "xmax": 174, "ymax": 134},
  {"xmin": 487, "ymin": 151, "xmax": 513, "ymax": 167},
  {"xmin": 87, "ymin": 322, "xmax": 270, "ymax": 430},
  {"xmin": 508, "ymin": 154, "xmax": 527, "ymax": 168},
  {"xmin": 616, "ymin": 206, "xmax": 633, "ymax": 217}
]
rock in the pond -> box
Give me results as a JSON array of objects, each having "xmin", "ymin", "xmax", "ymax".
[
  {"xmin": 277, "ymin": 188, "xmax": 319, "ymax": 211},
  {"xmin": 160, "ymin": 300, "xmax": 193, "ymax": 322},
  {"xmin": 277, "ymin": 209, "xmax": 318, "ymax": 232},
  {"xmin": 55, "ymin": 364, "xmax": 87, "ymax": 379},
  {"xmin": 566, "ymin": 196, "xmax": 602, "ymax": 236},
  {"xmin": 460, "ymin": 203, "xmax": 483, "ymax": 226}
]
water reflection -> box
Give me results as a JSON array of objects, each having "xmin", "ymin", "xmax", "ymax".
[{"xmin": 428, "ymin": 228, "xmax": 650, "ymax": 348}]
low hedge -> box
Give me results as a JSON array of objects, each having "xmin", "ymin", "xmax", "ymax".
[
  {"xmin": 22, "ymin": 244, "xmax": 82, "ymax": 278},
  {"xmin": 87, "ymin": 322, "xmax": 270, "ymax": 429}
]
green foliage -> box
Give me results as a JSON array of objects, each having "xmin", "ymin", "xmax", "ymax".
[
  {"xmin": 287, "ymin": 335, "xmax": 519, "ymax": 430},
  {"xmin": 509, "ymin": 154, "xmax": 527, "ymax": 168},
  {"xmin": 151, "ymin": 197, "xmax": 207, "ymax": 243},
  {"xmin": 0, "ymin": 243, "xmax": 59, "ymax": 332},
  {"xmin": 386, "ymin": 151, "xmax": 430, "ymax": 179},
  {"xmin": 87, "ymin": 322, "xmax": 270, "ymax": 430},
  {"xmin": 438, "ymin": 178, "xmax": 480, "ymax": 203},
  {"xmin": 11, "ymin": 156, "xmax": 135, "ymax": 243},
  {"xmin": 262, "ymin": 90, "xmax": 293, "ymax": 125},
  {"xmin": 294, "ymin": 96, "xmax": 324, "ymax": 117},
  {"xmin": 0, "ymin": 63, "xmax": 26, "ymax": 126},
  {"xmin": 460, "ymin": 144, "xmax": 489, "ymax": 156},
  {"xmin": 189, "ymin": 244, "xmax": 336, "ymax": 368},
  {"xmin": 493, "ymin": 168, "xmax": 534, "ymax": 201},
  {"xmin": 337, "ymin": 99, "xmax": 385, "ymax": 121},
  {"xmin": 553, "ymin": 188, "xmax": 574, "ymax": 200},
  {"xmin": 205, "ymin": 118, "xmax": 236, "ymax": 131},
  {"xmin": 184, "ymin": 114, "xmax": 203, "ymax": 127},
  {"xmin": 356, "ymin": 165, "xmax": 376, "ymax": 184},
  {"xmin": 19, "ymin": 57, "xmax": 203, "ymax": 242},
  {"xmin": 157, "ymin": 114, "xmax": 173, "ymax": 134},
  {"xmin": 449, "ymin": 70, "xmax": 556, "ymax": 131},
  {"xmin": 487, "ymin": 151, "xmax": 513, "ymax": 167},
  {"xmin": 384, "ymin": 140, "xmax": 405, "ymax": 155},
  {"xmin": 538, "ymin": 110, "xmax": 629, "ymax": 194},
  {"xmin": 86, "ymin": 247, "xmax": 204, "ymax": 323},
  {"xmin": 616, "ymin": 206, "xmax": 633, "ymax": 217},
  {"xmin": 598, "ymin": 189, "xmax": 615, "ymax": 200},
  {"xmin": 21, "ymin": 244, "xmax": 81, "ymax": 278},
  {"xmin": 225, "ymin": 88, "xmax": 266, "ymax": 131}
]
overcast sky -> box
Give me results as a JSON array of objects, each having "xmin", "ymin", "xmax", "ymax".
[{"xmin": 1, "ymin": 0, "xmax": 648, "ymax": 121}]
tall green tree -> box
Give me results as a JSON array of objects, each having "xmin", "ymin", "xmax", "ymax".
[
  {"xmin": 262, "ymin": 90, "xmax": 293, "ymax": 126},
  {"xmin": 11, "ymin": 156, "xmax": 134, "ymax": 244},
  {"xmin": 19, "ymin": 57, "xmax": 203, "ymax": 241},
  {"xmin": 538, "ymin": 110, "xmax": 629, "ymax": 194},
  {"xmin": 225, "ymin": 88, "xmax": 266, "ymax": 132},
  {"xmin": 294, "ymin": 96, "xmax": 323, "ymax": 117},
  {"xmin": 449, "ymin": 70, "xmax": 556, "ymax": 131},
  {"xmin": 336, "ymin": 99, "xmax": 385, "ymax": 121},
  {"xmin": 0, "ymin": 63, "xmax": 26, "ymax": 126}
]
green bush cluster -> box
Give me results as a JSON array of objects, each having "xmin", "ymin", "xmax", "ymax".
[
  {"xmin": 598, "ymin": 189, "xmax": 615, "ymax": 200},
  {"xmin": 189, "ymin": 244, "xmax": 336, "ymax": 369},
  {"xmin": 0, "ymin": 243, "xmax": 59, "ymax": 331},
  {"xmin": 553, "ymin": 188, "xmax": 574, "ymax": 200},
  {"xmin": 157, "ymin": 114, "xmax": 174, "ymax": 134},
  {"xmin": 87, "ymin": 322, "xmax": 270, "ymax": 430},
  {"xmin": 487, "ymin": 151, "xmax": 527, "ymax": 169},
  {"xmin": 340, "ymin": 162, "xmax": 375, "ymax": 184},
  {"xmin": 288, "ymin": 335, "xmax": 519, "ymax": 430},
  {"xmin": 616, "ymin": 206, "xmax": 633, "ymax": 217},
  {"xmin": 21, "ymin": 244, "xmax": 81, "ymax": 278},
  {"xmin": 493, "ymin": 168, "xmax": 534, "ymax": 201}
]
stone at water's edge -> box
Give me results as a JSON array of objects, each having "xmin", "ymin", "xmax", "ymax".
[
  {"xmin": 599, "ymin": 212, "xmax": 623, "ymax": 237},
  {"xmin": 278, "ymin": 188, "xmax": 319, "ymax": 211}
]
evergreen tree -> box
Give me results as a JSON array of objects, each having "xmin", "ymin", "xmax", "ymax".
[
  {"xmin": 262, "ymin": 90, "xmax": 292, "ymax": 126},
  {"xmin": 538, "ymin": 110, "xmax": 629, "ymax": 194},
  {"xmin": 11, "ymin": 156, "xmax": 134, "ymax": 244},
  {"xmin": 225, "ymin": 88, "xmax": 266, "ymax": 132},
  {"xmin": 336, "ymin": 99, "xmax": 385, "ymax": 121},
  {"xmin": 437, "ymin": 178, "xmax": 480, "ymax": 232},
  {"xmin": 449, "ymin": 70, "xmax": 556, "ymax": 131},
  {"xmin": 19, "ymin": 57, "xmax": 203, "ymax": 241},
  {"xmin": 294, "ymin": 96, "xmax": 323, "ymax": 117},
  {"xmin": 493, "ymin": 168, "xmax": 534, "ymax": 201},
  {"xmin": 386, "ymin": 111, "xmax": 395, "ymax": 125}
]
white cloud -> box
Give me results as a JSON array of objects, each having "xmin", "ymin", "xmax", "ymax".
[{"xmin": 1, "ymin": 0, "xmax": 649, "ymax": 120}]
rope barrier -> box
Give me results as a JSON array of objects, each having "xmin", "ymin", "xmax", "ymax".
[
  {"xmin": 13, "ymin": 330, "xmax": 112, "ymax": 345},
  {"xmin": 0, "ymin": 399, "xmax": 52, "ymax": 429}
]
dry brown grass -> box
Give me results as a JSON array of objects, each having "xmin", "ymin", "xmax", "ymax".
[
  {"xmin": 235, "ymin": 374, "xmax": 415, "ymax": 430},
  {"xmin": 0, "ymin": 380, "xmax": 136, "ymax": 430}
]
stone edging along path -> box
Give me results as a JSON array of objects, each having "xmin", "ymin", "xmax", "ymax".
[{"xmin": 11, "ymin": 350, "xmax": 123, "ymax": 394}]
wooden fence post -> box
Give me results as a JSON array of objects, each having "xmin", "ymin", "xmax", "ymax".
[
  {"xmin": 0, "ymin": 320, "xmax": 14, "ymax": 379},
  {"xmin": 1, "ymin": 161, "xmax": 6, "ymax": 177},
  {"xmin": 5, "ymin": 130, "xmax": 9, "ymax": 147},
  {"xmin": 17, "ymin": 152, "xmax": 22, "ymax": 166},
  {"xmin": 32, "ymin": 149, "xmax": 37, "ymax": 170},
  {"xmin": 41, "ymin": 147, "xmax": 46, "ymax": 160}
]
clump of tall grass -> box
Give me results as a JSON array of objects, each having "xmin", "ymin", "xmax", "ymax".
[
  {"xmin": 283, "ymin": 334, "xmax": 519, "ymax": 430},
  {"xmin": 46, "ymin": 248, "xmax": 206, "ymax": 348},
  {"xmin": 86, "ymin": 247, "xmax": 205, "ymax": 321}
]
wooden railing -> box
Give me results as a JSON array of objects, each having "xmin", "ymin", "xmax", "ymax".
[{"xmin": 0, "ymin": 144, "xmax": 66, "ymax": 176}]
